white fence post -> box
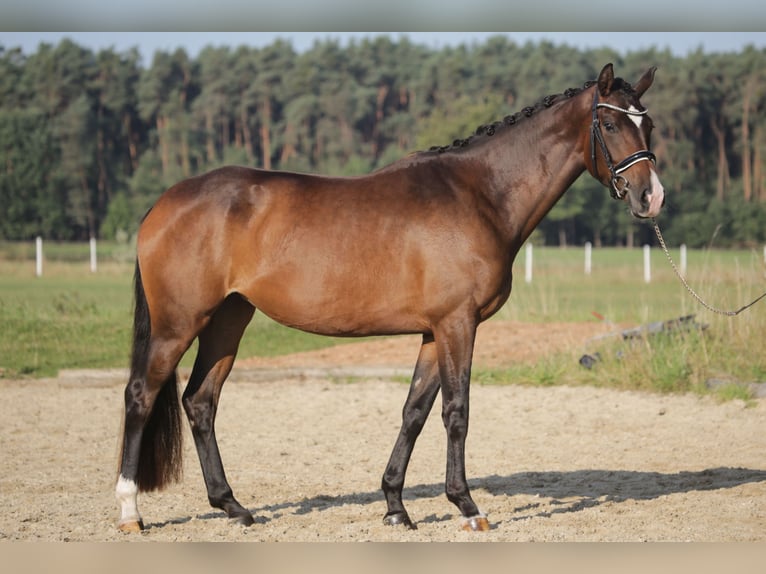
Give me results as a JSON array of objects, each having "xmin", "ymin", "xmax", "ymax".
[
  {"xmin": 643, "ymin": 244, "xmax": 651, "ymax": 283},
  {"xmin": 680, "ymin": 243, "xmax": 687, "ymax": 276},
  {"xmin": 584, "ymin": 241, "xmax": 592, "ymax": 275},
  {"xmin": 35, "ymin": 236, "xmax": 43, "ymax": 277},
  {"xmin": 90, "ymin": 236, "xmax": 97, "ymax": 273},
  {"xmin": 525, "ymin": 243, "xmax": 533, "ymax": 284}
]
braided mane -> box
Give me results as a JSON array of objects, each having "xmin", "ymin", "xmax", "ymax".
[{"xmin": 427, "ymin": 79, "xmax": 610, "ymax": 154}]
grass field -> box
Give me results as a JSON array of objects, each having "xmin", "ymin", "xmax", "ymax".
[{"xmin": 1, "ymin": 240, "xmax": 764, "ymax": 399}]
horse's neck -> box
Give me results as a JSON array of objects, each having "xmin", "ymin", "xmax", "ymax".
[{"xmin": 468, "ymin": 96, "xmax": 589, "ymax": 249}]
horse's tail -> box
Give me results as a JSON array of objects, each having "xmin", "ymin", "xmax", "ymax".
[{"xmin": 127, "ymin": 261, "xmax": 184, "ymax": 492}]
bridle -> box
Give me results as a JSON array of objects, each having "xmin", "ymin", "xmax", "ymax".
[{"xmin": 590, "ymin": 87, "xmax": 656, "ymax": 200}]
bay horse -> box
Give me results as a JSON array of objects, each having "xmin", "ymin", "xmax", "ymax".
[{"xmin": 116, "ymin": 63, "xmax": 664, "ymax": 533}]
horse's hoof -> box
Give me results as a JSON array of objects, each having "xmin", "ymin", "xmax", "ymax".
[
  {"xmin": 230, "ymin": 512, "xmax": 255, "ymax": 527},
  {"xmin": 383, "ymin": 512, "xmax": 417, "ymax": 530},
  {"xmin": 461, "ymin": 515, "xmax": 490, "ymax": 532},
  {"xmin": 117, "ymin": 519, "xmax": 144, "ymax": 533}
]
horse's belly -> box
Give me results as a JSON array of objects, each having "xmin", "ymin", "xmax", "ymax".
[
  {"xmin": 255, "ymin": 298, "xmax": 427, "ymax": 337},
  {"xmin": 239, "ymin": 272, "xmax": 430, "ymax": 337}
]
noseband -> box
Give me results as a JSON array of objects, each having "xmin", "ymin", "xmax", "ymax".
[{"xmin": 590, "ymin": 88, "xmax": 656, "ymax": 200}]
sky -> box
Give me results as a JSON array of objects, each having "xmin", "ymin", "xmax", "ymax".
[
  {"xmin": 2, "ymin": 0, "xmax": 765, "ymax": 31},
  {"xmin": 2, "ymin": 32, "xmax": 766, "ymax": 63}
]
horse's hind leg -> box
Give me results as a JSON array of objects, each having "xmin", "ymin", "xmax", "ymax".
[
  {"xmin": 117, "ymin": 335, "xmax": 191, "ymax": 532},
  {"xmin": 117, "ymin": 263, "xmax": 198, "ymax": 532},
  {"xmin": 182, "ymin": 293, "xmax": 255, "ymax": 526},
  {"xmin": 381, "ymin": 335, "xmax": 441, "ymax": 529}
]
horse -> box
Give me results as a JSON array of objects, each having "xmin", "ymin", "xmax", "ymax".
[{"xmin": 115, "ymin": 63, "xmax": 664, "ymax": 533}]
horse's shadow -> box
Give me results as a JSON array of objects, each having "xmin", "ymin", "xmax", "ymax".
[{"xmin": 147, "ymin": 466, "xmax": 766, "ymax": 530}]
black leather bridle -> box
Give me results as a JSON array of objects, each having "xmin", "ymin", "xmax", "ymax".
[{"xmin": 590, "ymin": 87, "xmax": 656, "ymax": 200}]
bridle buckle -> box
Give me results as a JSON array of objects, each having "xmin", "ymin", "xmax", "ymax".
[{"xmin": 610, "ymin": 174, "xmax": 629, "ymax": 200}]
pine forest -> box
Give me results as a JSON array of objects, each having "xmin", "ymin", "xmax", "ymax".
[{"xmin": 1, "ymin": 35, "xmax": 765, "ymax": 248}]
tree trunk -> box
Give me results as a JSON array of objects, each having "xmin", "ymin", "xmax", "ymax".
[
  {"xmin": 710, "ymin": 116, "xmax": 730, "ymax": 200},
  {"xmin": 220, "ymin": 114, "xmax": 230, "ymax": 151},
  {"xmin": 593, "ymin": 228, "xmax": 602, "ymax": 248},
  {"xmin": 234, "ymin": 118, "xmax": 242, "ymax": 149},
  {"xmin": 279, "ymin": 123, "xmax": 296, "ymax": 166},
  {"xmin": 755, "ymin": 123, "xmax": 764, "ymax": 201},
  {"xmin": 340, "ymin": 118, "xmax": 353, "ymax": 162},
  {"xmin": 179, "ymin": 66, "xmax": 191, "ymax": 176},
  {"xmin": 260, "ymin": 97, "xmax": 272, "ymax": 171},
  {"xmin": 205, "ymin": 110, "xmax": 216, "ymax": 164},
  {"xmin": 79, "ymin": 168, "xmax": 95, "ymax": 239},
  {"xmin": 241, "ymin": 105, "xmax": 255, "ymax": 163},
  {"xmin": 157, "ymin": 116, "xmax": 169, "ymax": 176},
  {"xmin": 180, "ymin": 124, "xmax": 190, "ymax": 177},
  {"xmin": 96, "ymin": 120, "xmax": 108, "ymax": 220},
  {"xmin": 123, "ymin": 113, "xmax": 138, "ymax": 171},
  {"xmin": 742, "ymin": 79, "xmax": 753, "ymax": 202},
  {"xmin": 372, "ymin": 84, "xmax": 389, "ymax": 156}
]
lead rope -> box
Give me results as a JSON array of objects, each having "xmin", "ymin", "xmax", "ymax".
[{"xmin": 652, "ymin": 218, "xmax": 766, "ymax": 316}]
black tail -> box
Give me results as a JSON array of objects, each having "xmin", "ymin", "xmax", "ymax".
[{"xmin": 126, "ymin": 261, "xmax": 183, "ymax": 492}]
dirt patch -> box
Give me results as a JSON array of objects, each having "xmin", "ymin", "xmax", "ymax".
[
  {"xmin": 1, "ymin": 321, "xmax": 764, "ymax": 541},
  {"xmin": 235, "ymin": 320, "xmax": 617, "ymax": 370}
]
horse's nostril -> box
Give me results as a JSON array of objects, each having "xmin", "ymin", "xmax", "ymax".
[{"xmin": 641, "ymin": 188, "xmax": 650, "ymax": 205}]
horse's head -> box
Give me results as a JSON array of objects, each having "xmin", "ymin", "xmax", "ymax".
[{"xmin": 585, "ymin": 63, "xmax": 664, "ymax": 219}]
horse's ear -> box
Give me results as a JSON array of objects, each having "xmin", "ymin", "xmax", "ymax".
[
  {"xmin": 634, "ymin": 66, "xmax": 657, "ymax": 98},
  {"xmin": 598, "ymin": 63, "xmax": 615, "ymax": 97}
]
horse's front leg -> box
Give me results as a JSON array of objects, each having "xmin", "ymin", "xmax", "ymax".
[
  {"xmin": 381, "ymin": 335, "xmax": 441, "ymax": 529},
  {"xmin": 435, "ymin": 315, "xmax": 490, "ymax": 532}
]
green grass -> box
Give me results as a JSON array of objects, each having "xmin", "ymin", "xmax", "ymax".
[
  {"xmin": 1, "ymin": 240, "xmax": 764, "ymax": 401},
  {"xmin": 483, "ymin": 244, "xmax": 766, "ymax": 401},
  {"xmin": 0, "ymin": 261, "xmax": 132, "ymax": 375},
  {"xmin": 0, "ymin": 254, "xmax": 350, "ymax": 377},
  {"xmin": 499, "ymin": 244, "xmax": 766, "ymax": 323},
  {"xmin": 473, "ymin": 319, "xmax": 765, "ymax": 403}
]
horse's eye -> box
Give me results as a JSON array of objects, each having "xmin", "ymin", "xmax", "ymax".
[{"xmin": 604, "ymin": 121, "xmax": 616, "ymax": 133}]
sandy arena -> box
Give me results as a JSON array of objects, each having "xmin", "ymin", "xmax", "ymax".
[{"xmin": 1, "ymin": 321, "xmax": 764, "ymax": 541}]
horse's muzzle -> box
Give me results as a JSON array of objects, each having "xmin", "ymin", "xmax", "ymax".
[{"xmin": 631, "ymin": 171, "xmax": 665, "ymax": 219}]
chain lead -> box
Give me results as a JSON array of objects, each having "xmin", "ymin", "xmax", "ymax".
[{"xmin": 652, "ymin": 218, "xmax": 766, "ymax": 316}]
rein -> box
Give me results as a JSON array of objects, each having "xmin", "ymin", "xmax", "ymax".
[
  {"xmin": 652, "ymin": 218, "xmax": 766, "ymax": 316},
  {"xmin": 590, "ymin": 88, "xmax": 656, "ymax": 200}
]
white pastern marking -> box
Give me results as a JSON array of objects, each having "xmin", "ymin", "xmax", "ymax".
[
  {"xmin": 628, "ymin": 106, "xmax": 643, "ymax": 129},
  {"xmin": 116, "ymin": 475, "xmax": 141, "ymax": 523}
]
